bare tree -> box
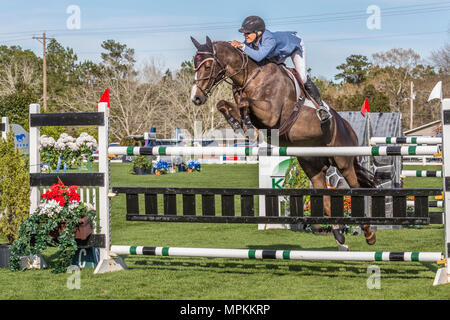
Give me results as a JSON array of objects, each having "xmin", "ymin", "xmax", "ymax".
[
  {"xmin": 158, "ymin": 71, "xmax": 231, "ymax": 138},
  {"xmin": 371, "ymin": 49, "xmax": 422, "ymax": 113},
  {"xmin": 430, "ymin": 43, "xmax": 450, "ymax": 76},
  {"xmin": 56, "ymin": 60, "xmax": 165, "ymax": 141},
  {"xmin": 0, "ymin": 60, "xmax": 40, "ymax": 95}
]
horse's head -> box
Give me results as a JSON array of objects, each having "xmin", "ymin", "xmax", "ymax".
[{"xmin": 190, "ymin": 36, "xmax": 227, "ymax": 105}]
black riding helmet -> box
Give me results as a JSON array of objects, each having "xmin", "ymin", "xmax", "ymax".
[{"xmin": 238, "ymin": 16, "xmax": 265, "ymax": 34}]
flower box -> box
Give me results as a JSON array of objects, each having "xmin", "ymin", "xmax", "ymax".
[
  {"xmin": 0, "ymin": 244, "xmax": 11, "ymax": 268},
  {"xmin": 50, "ymin": 216, "xmax": 93, "ymax": 242}
]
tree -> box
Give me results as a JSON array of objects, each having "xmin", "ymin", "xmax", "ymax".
[
  {"xmin": 0, "ymin": 45, "xmax": 41, "ymax": 97},
  {"xmin": 101, "ymin": 40, "xmax": 136, "ymax": 79},
  {"xmin": 370, "ymin": 48, "xmax": 422, "ymax": 113},
  {"xmin": 46, "ymin": 40, "xmax": 81, "ymax": 111},
  {"xmin": 335, "ymin": 54, "xmax": 371, "ymax": 85},
  {"xmin": 430, "ymin": 43, "xmax": 450, "ymax": 75}
]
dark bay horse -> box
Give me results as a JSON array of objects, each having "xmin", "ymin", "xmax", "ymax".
[{"xmin": 190, "ymin": 36, "xmax": 377, "ymax": 247}]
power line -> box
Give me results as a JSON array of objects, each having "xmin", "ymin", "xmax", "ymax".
[
  {"xmin": 73, "ymin": 30, "xmax": 448, "ymax": 55},
  {"xmin": 0, "ymin": 2, "xmax": 449, "ymax": 40}
]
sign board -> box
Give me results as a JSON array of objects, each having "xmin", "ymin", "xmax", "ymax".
[
  {"xmin": 258, "ymin": 155, "xmax": 291, "ymax": 230},
  {"xmin": 11, "ymin": 124, "xmax": 29, "ymax": 154}
]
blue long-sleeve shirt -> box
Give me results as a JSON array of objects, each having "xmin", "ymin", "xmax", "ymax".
[{"xmin": 243, "ymin": 29, "xmax": 303, "ymax": 64}]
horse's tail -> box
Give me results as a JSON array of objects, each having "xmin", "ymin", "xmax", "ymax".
[{"xmin": 353, "ymin": 158, "xmax": 380, "ymax": 188}]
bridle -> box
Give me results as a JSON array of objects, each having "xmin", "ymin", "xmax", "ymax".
[{"xmin": 193, "ymin": 42, "xmax": 260, "ymax": 100}]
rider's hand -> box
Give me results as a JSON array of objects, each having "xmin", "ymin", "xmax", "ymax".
[{"xmin": 231, "ymin": 40, "xmax": 244, "ymax": 50}]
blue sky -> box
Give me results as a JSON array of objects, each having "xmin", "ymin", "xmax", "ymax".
[{"xmin": 1, "ymin": 0, "xmax": 449, "ymax": 80}]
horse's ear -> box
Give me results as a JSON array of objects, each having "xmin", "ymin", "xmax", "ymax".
[
  {"xmin": 206, "ymin": 36, "xmax": 213, "ymax": 48},
  {"xmin": 191, "ymin": 36, "xmax": 201, "ymax": 49}
]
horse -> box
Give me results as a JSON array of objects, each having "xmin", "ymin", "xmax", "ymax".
[{"xmin": 190, "ymin": 36, "xmax": 377, "ymax": 248}]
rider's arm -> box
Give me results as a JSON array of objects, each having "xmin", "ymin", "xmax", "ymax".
[{"xmin": 242, "ymin": 35, "xmax": 276, "ymax": 62}]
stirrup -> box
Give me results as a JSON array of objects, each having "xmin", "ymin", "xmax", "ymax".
[{"xmin": 317, "ymin": 107, "xmax": 332, "ymax": 123}]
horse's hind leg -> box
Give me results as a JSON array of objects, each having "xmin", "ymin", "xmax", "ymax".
[
  {"xmin": 297, "ymin": 157, "xmax": 347, "ymax": 248},
  {"xmin": 333, "ymin": 156, "xmax": 376, "ymax": 245}
]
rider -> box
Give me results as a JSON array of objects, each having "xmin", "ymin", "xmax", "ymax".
[{"xmin": 231, "ymin": 16, "xmax": 332, "ymax": 124}]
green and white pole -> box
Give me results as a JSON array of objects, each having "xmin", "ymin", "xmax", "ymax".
[
  {"xmin": 111, "ymin": 245, "xmax": 443, "ymax": 262},
  {"xmin": 402, "ymin": 170, "xmax": 442, "ymax": 177},
  {"xmin": 371, "ymin": 137, "xmax": 442, "ymax": 145},
  {"xmin": 108, "ymin": 145, "xmax": 440, "ymax": 157}
]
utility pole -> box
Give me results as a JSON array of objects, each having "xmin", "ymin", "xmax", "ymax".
[
  {"xmin": 410, "ymin": 81, "xmax": 416, "ymax": 130},
  {"xmin": 33, "ymin": 32, "xmax": 55, "ymax": 112}
]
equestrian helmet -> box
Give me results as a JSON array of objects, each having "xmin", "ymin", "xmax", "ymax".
[{"xmin": 238, "ymin": 16, "xmax": 265, "ymax": 34}]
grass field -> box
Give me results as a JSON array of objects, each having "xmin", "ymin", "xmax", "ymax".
[{"xmin": 0, "ymin": 163, "xmax": 449, "ymax": 300}]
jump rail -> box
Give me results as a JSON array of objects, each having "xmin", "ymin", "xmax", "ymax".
[
  {"xmin": 108, "ymin": 145, "xmax": 440, "ymax": 157},
  {"xmin": 371, "ymin": 137, "xmax": 442, "ymax": 145}
]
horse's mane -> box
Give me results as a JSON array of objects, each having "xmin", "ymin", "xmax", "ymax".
[{"xmin": 213, "ymin": 41, "xmax": 258, "ymax": 68}]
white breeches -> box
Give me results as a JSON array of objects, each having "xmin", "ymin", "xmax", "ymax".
[{"xmin": 291, "ymin": 40, "xmax": 308, "ymax": 84}]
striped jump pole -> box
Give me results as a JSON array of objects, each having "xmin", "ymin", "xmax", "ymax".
[
  {"xmin": 371, "ymin": 137, "xmax": 442, "ymax": 145},
  {"xmin": 402, "ymin": 170, "xmax": 442, "ymax": 177},
  {"xmin": 407, "ymin": 200, "xmax": 443, "ymax": 208},
  {"xmin": 111, "ymin": 245, "xmax": 443, "ymax": 263},
  {"xmin": 108, "ymin": 145, "xmax": 440, "ymax": 157}
]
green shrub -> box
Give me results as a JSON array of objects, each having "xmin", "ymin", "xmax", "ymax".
[
  {"xmin": 0, "ymin": 131, "xmax": 30, "ymax": 244},
  {"xmin": 132, "ymin": 155, "xmax": 151, "ymax": 171}
]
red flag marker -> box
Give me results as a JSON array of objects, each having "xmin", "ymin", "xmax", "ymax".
[
  {"xmin": 97, "ymin": 89, "xmax": 109, "ymax": 108},
  {"xmin": 360, "ymin": 97, "xmax": 369, "ymax": 116}
]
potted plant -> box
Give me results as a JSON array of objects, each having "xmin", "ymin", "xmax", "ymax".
[
  {"xmin": 40, "ymin": 133, "xmax": 97, "ymax": 172},
  {"xmin": 187, "ymin": 159, "xmax": 201, "ymax": 172},
  {"xmin": 132, "ymin": 155, "xmax": 151, "ymax": 175},
  {"xmin": 9, "ymin": 180, "xmax": 96, "ymax": 274},
  {"xmin": 154, "ymin": 160, "xmax": 168, "ymax": 175}
]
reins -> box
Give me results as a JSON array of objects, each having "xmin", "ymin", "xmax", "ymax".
[{"xmin": 193, "ymin": 43, "xmax": 261, "ymax": 100}]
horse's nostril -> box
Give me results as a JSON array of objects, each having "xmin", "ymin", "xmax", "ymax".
[{"xmin": 194, "ymin": 97, "xmax": 203, "ymax": 105}]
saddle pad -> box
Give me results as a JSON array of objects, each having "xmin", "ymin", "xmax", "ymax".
[
  {"xmin": 280, "ymin": 65, "xmax": 330, "ymax": 111},
  {"xmin": 280, "ymin": 65, "xmax": 301, "ymax": 101}
]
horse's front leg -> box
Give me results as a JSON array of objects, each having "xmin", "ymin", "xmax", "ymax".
[
  {"xmin": 216, "ymin": 100, "xmax": 244, "ymax": 134},
  {"xmin": 238, "ymin": 97, "xmax": 258, "ymax": 140}
]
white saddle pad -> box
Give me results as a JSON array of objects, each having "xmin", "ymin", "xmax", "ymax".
[{"xmin": 280, "ymin": 65, "xmax": 330, "ymax": 111}]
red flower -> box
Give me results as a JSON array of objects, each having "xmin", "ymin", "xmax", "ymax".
[{"xmin": 40, "ymin": 181, "xmax": 81, "ymax": 205}]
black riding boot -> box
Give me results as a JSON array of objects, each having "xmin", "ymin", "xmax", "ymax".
[{"xmin": 304, "ymin": 76, "xmax": 332, "ymax": 124}]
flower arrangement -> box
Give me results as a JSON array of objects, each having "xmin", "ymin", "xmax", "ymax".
[
  {"xmin": 9, "ymin": 180, "xmax": 96, "ymax": 273},
  {"xmin": 154, "ymin": 160, "xmax": 169, "ymax": 175},
  {"xmin": 187, "ymin": 160, "xmax": 201, "ymax": 172},
  {"xmin": 40, "ymin": 133, "xmax": 97, "ymax": 171}
]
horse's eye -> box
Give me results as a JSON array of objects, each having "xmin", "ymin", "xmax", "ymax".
[{"xmin": 205, "ymin": 66, "xmax": 211, "ymax": 70}]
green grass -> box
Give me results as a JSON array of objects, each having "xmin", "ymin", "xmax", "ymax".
[{"xmin": 1, "ymin": 163, "xmax": 449, "ymax": 299}]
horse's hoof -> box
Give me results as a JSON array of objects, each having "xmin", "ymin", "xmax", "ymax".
[
  {"xmin": 365, "ymin": 231, "xmax": 376, "ymax": 245},
  {"xmin": 234, "ymin": 128, "xmax": 245, "ymax": 136},
  {"xmin": 332, "ymin": 228, "xmax": 345, "ymax": 245},
  {"xmin": 337, "ymin": 243, "xmax": 349, "ymax": 251},
  {"xmin": 245, "ymin": 128, "xmax": 258, "ymax": 140}
]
